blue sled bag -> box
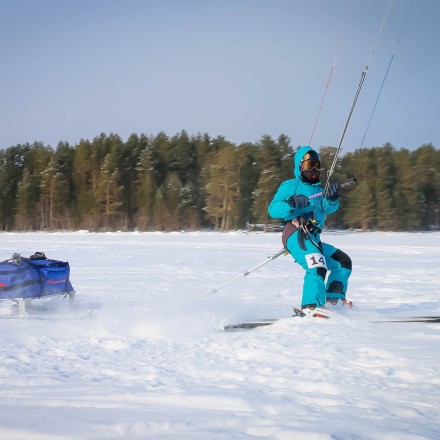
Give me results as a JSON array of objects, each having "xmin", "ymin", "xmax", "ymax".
[
  {"xmin": 0, "ymin": 252, "xmax": 74, "ymax": 300},
  {"xmin": 0, "ymin": 257, "xmax": 41, "ymax": 300},
  {"xmin": 28, "ymin": 258, "xmax": 74, "ymax": 297}
]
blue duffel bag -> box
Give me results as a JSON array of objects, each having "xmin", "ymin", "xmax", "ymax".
[{"xmin": 0, "ymin": 252, "xmax": 74, "ymax": 300}]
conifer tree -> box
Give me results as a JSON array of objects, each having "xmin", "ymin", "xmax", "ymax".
[
  {"xmin": 252, "ymin": 135, "xmax": 284, "ymax": 230},
  {"xmin": 90, "ymin": 134, "xmax": 112, "ymax": 190},
  {"xmin": 151, "ymin": 172, "xmax": 182, "ymax": 231},
  {"xmin": 96, "ymin": 153, "xmax": 123, "ymax": 230},
  {"xmin": 115, "ymin": 133, "xmax": 144, "ymax": 228},
  {"xmin": 196, "ymin": 135, "xmax": 227, "ymax": 227},
  {"xmin": 343, "ymin": 180, "xmax": 375, "ymax": 229},
  {"xmin": 73, "ymin": 139, "xmax": 97, "ymax": 229},
  {"xmin": 169, "ymin": 133, "xmax": 202, "ymax": 229},
  {"xmin": 162, "ymin": 172, "xmax": 182, "ymax": 230},
  {"xmin": 15, "ymin": 169, "xmax": 32, "ymax": 230},
  {"xmin": 277, "ymin": 134, "xmax": 294, "ymax": 180},
  {"xmin": 49, "ymin": 142, "xmax": 75, "ymax": 229},
  {"xmin": 179, "ymin": 182, "xmax": 200, "ymax": 229},
  {"xmin": 39, "ymin": 158, "xmax": 73, "ymax": 230},
  {"xmin": 393, "ymin": 148, "xmax": 419, "ymax": 230},
  {"xmin": 40, "ymin": 160, "xmax": 58, "ymax": 230},
  {"xmin": 153, "ymin": 132, "xmax": 172, "ymax": 187},
  {"xmin": 16, "ymin": 142, "xmax": 52, "ymax": 230},
  {"xmin": 374, "ymin": 145, "xmax": 398, "ymax": 230},
  {"xmin": 236, "ymin": 142, "xmax": 259, "ymax": 228},
  {"xmin": 342, "ymin": 149, "xmax": 376, "ymax": 230},
  {"xmin": 322, "ymin": 146, "xmax": 348, "ymax": 228},
  {"xmin": 153, "ymin": 188, "xmax": 167, "ymax": 231},
  {"xmin": 193, "ymin": 133, "xmax": 212, "ymax": 170},
  {"xmin": 204, "ymin": 142, "xmax": 240, "ymax": 230},
  {"xmin": 136, "ymin": 148, "xmax": 156, "ymax": 230},
  {"xmin": 169, "ymin": 130, "xmax": 198, "ymax": 185},
  {"xmin": 413, "ymin": 144, "xmax": 437, "ymax": 229}
]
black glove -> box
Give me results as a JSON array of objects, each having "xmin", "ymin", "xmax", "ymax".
[
  {"xmin": 287, "ymin": 194, "xmax": 309, "ymax": 209},
  {"xmin": 326, "ymin": 183, "xmax": 340, "ymax": 201}
]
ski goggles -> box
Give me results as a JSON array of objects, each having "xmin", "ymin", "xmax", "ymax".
[{"xmin": 300, "ymin": 152, "xmax": 321, "ymax": 171}]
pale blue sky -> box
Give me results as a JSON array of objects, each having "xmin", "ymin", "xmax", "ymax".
[{"xmin": 0, "ymin": 0, "xmax": 438, "ymax": 152}]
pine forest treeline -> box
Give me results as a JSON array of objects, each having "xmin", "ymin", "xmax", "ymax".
[{"xmin": 0, "ymin": 131, "xmax": 438, "ymax": 232}]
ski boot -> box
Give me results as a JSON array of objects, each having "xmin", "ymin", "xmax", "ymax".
[
  {"xmin": 326, "ymin": 298, "xmax": 355, "ymax": 309},
  {"xmin": 293, "ymin": 304, "xmax": 331, "ymax": 319}
]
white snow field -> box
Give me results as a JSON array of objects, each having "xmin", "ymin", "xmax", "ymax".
[{"xmin": 0, "ymin": 231, "xmax": 439, "ymax": 440}]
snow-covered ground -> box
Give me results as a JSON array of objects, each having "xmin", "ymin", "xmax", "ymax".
[{"xmin": 0, "ymin": 231, "xmax": 439, "ymax": 440}]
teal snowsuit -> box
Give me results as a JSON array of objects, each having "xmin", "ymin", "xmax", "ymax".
[{"xmin": 268, "ymin": 146, "xmax": 352, "ymax": 308}]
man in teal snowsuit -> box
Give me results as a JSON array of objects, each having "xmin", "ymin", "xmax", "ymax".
[{"xmin": 268, "ymin": 146, "xmax": 352, "ymax": 312}]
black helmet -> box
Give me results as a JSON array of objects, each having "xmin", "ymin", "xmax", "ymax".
[
  {"xmin": 300, "ymin": 150, "xmax": 321, "ymax": 172},
  {"xmin": 300, "ymin": 150, "xmax": 321, "ymax": 184}
]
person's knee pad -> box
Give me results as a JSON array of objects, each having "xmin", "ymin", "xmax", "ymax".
[
  {"xmin": 331, "ymin": 249, "xmax": 352, "ymax": 270},
  {"xmin": 327, "ymin": 280, "xmax": 344, "ymax": 294},
  {"xmin": 317, "ymin": 267, "xmax": 327, "ymax": 280}
]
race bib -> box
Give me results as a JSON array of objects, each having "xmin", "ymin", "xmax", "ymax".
[{"xmin": 305, "ymin": 253, "xmax": 327, "ymax": 269}]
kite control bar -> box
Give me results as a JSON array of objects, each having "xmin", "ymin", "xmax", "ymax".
[{"xmin": 309, "ymin": 176, "xmax": 358, "ymax": 200}]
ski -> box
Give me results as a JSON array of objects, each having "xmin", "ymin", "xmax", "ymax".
[
  {"xmin": 223, "ymin": 319, "xmax": 279, "ymax": 330},
  {"xmin": 0, "ymin": 308, "xmax": 94, "ymax": 321},
  {"xmin": 373, "ymin": 316, "xmax": 440, "ymax": 323},
  {"xmin": 223, "ymin": 314, "xmax": 440, "ymax": 331}
]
